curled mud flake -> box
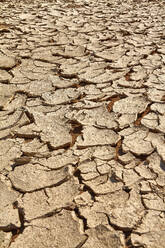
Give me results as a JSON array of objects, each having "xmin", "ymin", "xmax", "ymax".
[
  {"xmin": 118, "ymin": 152, "xmax": 136, "ymax": 165},
  {"xmin": 73, "ymin": 106, "xmax": 118, "ymax": 129},
  {"xmin": 95, "ymin": 47, "xmax": 126, "ymax": 62},
  {"xmin": 151, "ymin": 102, "xmax": 165, "ymax": 115},
  {"xmin": 17, "ymin": 80, "xmax": 54, "ymax": 96},
  {"xmin": 130, "ymin": 65, "xmax": 147, "ymax": 81},
  {"xmin": 78, "ymin": 202, "xmax": 109, "ymax": 229},
  {"xmin": 0, "ymin": 69, "xmax": 12, "ymax": 83},
  {"xmin": 10, "ymin": 210, "xmax": 87, "ymax": 248},
  {"xmin": 44, "ymin": 150, "xmax": 78, "ymax": 169},
  {"xmin": 97, "ymin": 162, "xmax": 111, "ymax": 175},
  {"xmin": 134, "ymin": 163, "xmax": 156, "ymax": 180},
  {"xmin": 146, "ymin": 133, "xmax": 165, "ymax": 162},
  {"xmin": 60, "ymin": 61, "xmax": 88, "ymax": 76},
  {"xmin": 17, "ymin": 179, "xmax": 79, "ymax": 220},
  {"xmin": 13, "ymin": 123, "xmax": 40, "ymax": 139},
  {"xmin": 77, "ymin": 126, "xmax": 119, "ymax": 148},
  {"xmin": 74, "ymin": 146, "xmax": 115, "ymax": 163},
  {"xmin": 52, "ymin": 44, "xmax": 86, "ymax": 58},
  {"xmin": 13, "ymin": 156, "xmax": 31, "ymax": 166},
  {"xmin": 20, "ymin": 138, "xmax": 46, "ymax": 156},
  {"xmin": 142, "ymin": 193, "xmax": 165, "ymax": 211},
  {"xmin": 74, "ymin": 191, "xmax": 94, "ymax": 207},
  {"xmin": 147, "ymin": 88, "xmax": 165, "ymax": 103},
  {"xmin": 84, "ymin": 173, "xmax": 123, "ymax": 195},
  {"xmin": 121, "ymin": 79, "xmax": 144, "ymax": 89},
  {"xmin": 49, "ymin": 75, "xmax": 78, "ymax": 89},
  {"xmin": 0, "ymin": 139, "xmax": 21, "ymax": 171},
  {"xmin": 122, "ymin": 169, "xmax": 141, "ymax": 186},
  {"xmin": 122, "ymin": 128, "xmax": 154, "ymax": 155},
  {"xmin": 117, "ymin": 113, "xmax": 137, "ymax": 129},
  {"xmin": 0, "ymin": 56, "xmax": 17, "ymax": 69},
  {"xmin": 109, "ymin": 187, "xmax": 145, "ymax": 230},
  {"xmin": 42, "ymin": 88, "xmax": 81, "ymax": 105},
  {"xmin": 131, "ymin": 231, "xmax": 165, "ymax": 248},
  {"xmin": 131, "ymin": 211, "xmax": 165, "ymax": 247},
  {"xmin": 113, "ymin": 96, "xmax": 149, "ymax": 115},
  {"xmin": 78, "ymin": 160, "xmax": 99, "ymax": 181},
  {"xmin": 139, "ymin": 180, "xmax": 152, "ymax": 194},
  {"xmin": 92, "ymin": 146, "xmax": 115, "ymax": 161},
  {"xmin": 8, "ymin": 163, "xmax": 70, "ymax": 192},
  {"xmin": 33, "ymin": 113, "xmax": 72, "ymax": 149},
  {"xmin": 0, "ymin": 109, "xmax": 29, "ymax": 132},
  {"xmin": 141, "ymin": 112, "xmax": 158, "ymax": 129}
]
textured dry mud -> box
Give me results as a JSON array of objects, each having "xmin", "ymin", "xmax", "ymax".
[{"xmin": 0, "ymin": 0, "xmax": 165, "ymax": 247}]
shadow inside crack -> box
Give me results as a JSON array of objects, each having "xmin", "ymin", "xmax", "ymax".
[{"xmin": 160, "ymin": 159, "xmax": 165, "ymax": 172}]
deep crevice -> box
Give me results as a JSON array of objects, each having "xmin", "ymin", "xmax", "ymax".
[
  {"xmin": 74, "ymin": 207, "xmax": 89, "ymax": 231},
  {"xmin": 8, "ymin": 201, "xmax": 25, "ymax": 247},
  {"xmin": 73, "ymin": 168, "xmax": 83, "ymax": 184},
  {"xmin": 69, "ymin": 119, "xmax": 83, "ymax": 147},
  {"xmin": 134, "ymin": 104, "xmax": 151, "ymax": 127},
  {"xmin": 83, "ymin": 185, "xmax": 96, "ymax": 201},
  {"xmin": 75, "ymin": 235, "xmax": 88, "ymax": 248},
  {"xmin": 73, "ymin": 168, "xmax": 96, "ymax": 201}
]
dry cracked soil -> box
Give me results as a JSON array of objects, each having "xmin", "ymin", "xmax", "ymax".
[{"xmin": 0, "ymin": 0, "xmax": 165, "ymax": 247}]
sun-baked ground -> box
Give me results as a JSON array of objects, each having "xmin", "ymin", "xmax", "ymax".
[{"xmin": 0, "ymin": 0, "xmax": 165, "ymax": 247}]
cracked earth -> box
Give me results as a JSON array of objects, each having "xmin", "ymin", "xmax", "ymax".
[{"xmin": 0, "ymin": 0, "xmax": 165, "ymax": 247}]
